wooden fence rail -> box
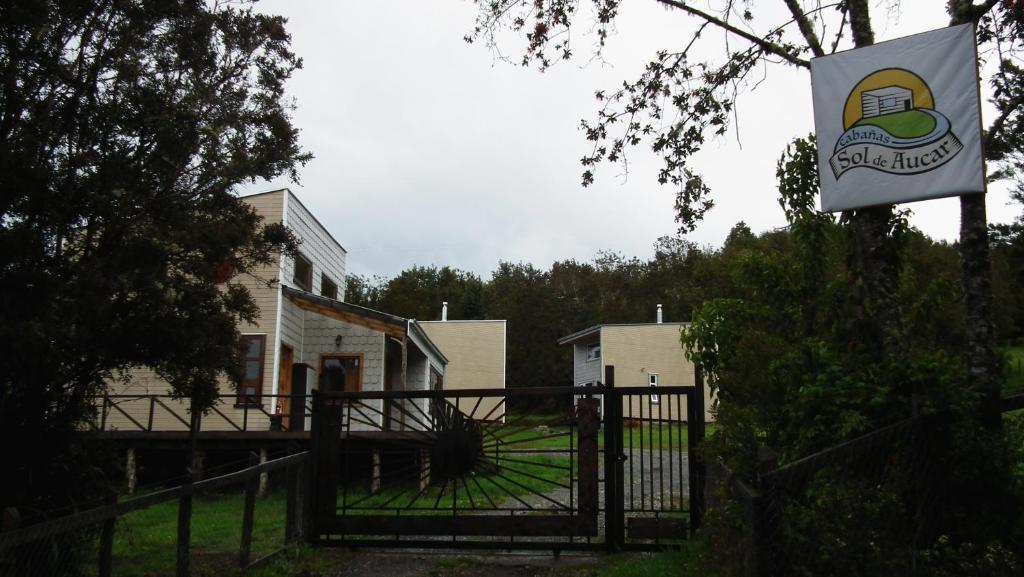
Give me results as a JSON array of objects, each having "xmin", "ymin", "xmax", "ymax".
[{"xmin": 0, "ymin": 451, "xmax": 310, "ymax": 577}]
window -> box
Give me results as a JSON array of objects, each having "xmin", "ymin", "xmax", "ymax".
[
  {"xmin": 321, "ymin": 273, "xmax": 338, "ymax": 300},
  {"xmin": 237, "ymin": 335, "xmax": 265, "ymax": 406},
  {"xmin": 586, "ymin": 343, "xmax": 601, "ymax": 361},
  {"xmin": 430, "ymin": 368, "xmax": 443, "ymax": 391},
  {"xmin": 293, "ymin": 252, "xmax": 312, "ymax": 291},
  {"xmin": 649, "ymin": 373, "xmax": 659, "ymax": 404}
]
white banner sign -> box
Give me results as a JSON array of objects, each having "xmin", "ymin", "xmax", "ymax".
[{"xmin": 811, "ymin": 24, "xmax": 984, "ymax": 212}]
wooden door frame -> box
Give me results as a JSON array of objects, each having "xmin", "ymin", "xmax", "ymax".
[
  {"xmin": 279, "ymin": 344, "xmax": 294, "ymax": 429},
  {"xmin": 318, "ymin": 352, "xmax": 364, "ymax": 392}
]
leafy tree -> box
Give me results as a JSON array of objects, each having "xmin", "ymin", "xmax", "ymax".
[
  {"xmin": 345, "ymin": 273, "xmax": 388, "ymax": 310},
  {"xmin": 0, "ymin": 1, "xmax": 307, "ymax": 519},
  {"xmin": 467, "ymin": 0, "xmax": 1024, "ymax": 425},
  {"xmin": 684, "ymin": 136, "xmax": 1023, "ymax": 574},
  {"xmin": 484, "ymin": 262, "xmax": 567, "ymax": 390},
  {"xmin": 370, "ymin": 265, "xmax": 485, "ymax": 321}
]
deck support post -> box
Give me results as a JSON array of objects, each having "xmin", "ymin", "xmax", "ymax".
[
  {"xmin": 125, "ymin": 447, "xmax": 137, "ymax": 494},
  {"xmin": 419, "ymin": 448, "xmax": 431, "ymax": 491},
  {"xmin": 258, "ymin": 448, "xmax": 269, "ymax": 497},
  {"xmin": 371, "ymin": 450, "xmax": 382, "ymax": 493}
]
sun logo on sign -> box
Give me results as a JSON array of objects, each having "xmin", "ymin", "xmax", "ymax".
[{"xmin": 829, "ymin": 68, "xmax": 962, "ymax": 179}]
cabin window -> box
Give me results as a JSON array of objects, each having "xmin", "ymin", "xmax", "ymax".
[
  {"xmin": 586, "ymin": 343, "xmax": 601, "ymax": 361},
  {"xmin": 649, "ymin": 373, "xmax": 659, "ymax": 404},
  {"xmin": 237, "ymin": 335, "xmax": 265, "ymax": 406},
  {"xmin": 293, "ymin": 252, "xmax": 312, "ymax": 291},
  {"xmin": 321, "ymin": 274, "xmax": 338, "ymax": 300}
]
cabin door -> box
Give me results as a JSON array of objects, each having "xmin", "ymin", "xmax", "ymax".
[{"xmin": 279, "ymin": 345, "xmax": 294, "ymax": 430}]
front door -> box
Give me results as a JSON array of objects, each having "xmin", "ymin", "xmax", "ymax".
[
  {"xmin": 279, "ymin": 345, "xmax": 294, "ymax": 430},
  {"xmin": 319, "ymin": 354, "xmax": 362, "ymax": 393}
]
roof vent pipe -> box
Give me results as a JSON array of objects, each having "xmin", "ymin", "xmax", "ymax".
[
  {"xmin": 657, "ymin": 304, "xmax": 663, "ymax": 324},
  {"xmin": 442, "ymin": 301, "xmax": 448, "ymax": 322}
]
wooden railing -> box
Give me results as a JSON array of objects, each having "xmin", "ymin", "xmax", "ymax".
[
  {"xmin": 93, "ymin": 394, "xmax": 314, "ymax": 433},
  {"xmin": 0, "ymin": 451, "xmax": 311, "ymax": 577}
]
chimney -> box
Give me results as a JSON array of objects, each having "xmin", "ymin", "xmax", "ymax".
[
  {"xmin": 656, "ymin": 304, "xmax": 663, "ymax": 324},
  {"xmin": 442, "ymin": 301, "xmax": 448, "ymax": 322}
]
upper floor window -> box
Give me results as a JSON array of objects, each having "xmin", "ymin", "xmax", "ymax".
[
  {"xmin": 321, "ymin": 274, "xmax": 338, "ymax": 300},
  {"xmin": 586, "ymin": 343, "xmax": 601, "ymax": 361},
  {"xmin": 293, "ymin": 252, "xmax": 312, "ymax": 291}
]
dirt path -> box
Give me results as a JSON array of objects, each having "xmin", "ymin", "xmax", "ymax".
[{"xmin": 317, "ymin": 551, "xmax": 607, "ymax": 577}]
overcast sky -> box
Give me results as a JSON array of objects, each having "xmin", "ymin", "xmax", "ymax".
[{"xmin": 239, "ymin": 1, "xmax": 1018, "ymax": 280}]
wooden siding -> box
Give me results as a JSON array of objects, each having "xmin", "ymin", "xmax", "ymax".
[
  {"xmin": 419, "ymin": 320, "xmax": 505, "ymax": 420},
  {"xmin": 300, "ymin": 315, "xmax": 385, "ymax": 431},
  {"xmin": 572, "ymin": 337, "xmax": 602, "ymax": 386},
  {"xmin": 103, "ymin": 368, "xmax": 273, "ymax": 432},
  {"xmin": 601, "ymin": 324, "xmax": 713, "ymax": 422},
  {"xmin": 281, "ymin": 192, "xmax": 346, "ymax": 300},
  {"xmin": 103, "ymin": 191, "xmax": 287, "ymax": 432}
]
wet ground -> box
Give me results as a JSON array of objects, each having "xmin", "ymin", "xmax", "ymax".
[
  {"xmin": 275, "ymin": 549, "xmax": 652, "ymax": 577},
  {"xmin": 322, "ymin": 551, "xmax": 602, "ymax": 577}
]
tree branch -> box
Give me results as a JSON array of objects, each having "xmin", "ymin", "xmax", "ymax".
[
  {"xmin": 655, "ymin": 0, "xmax": 809, "ymax": 68},
  {"xmin": 784, "ymin": 0, "xmax": 825, "ymax": 57},
  {"xmin": 984, "ymin": 92, "xmax": 1024, "ymax": 153},
  {"xmin": 847, "ymin": 0, "xmax": 874, "ymax": 47}
]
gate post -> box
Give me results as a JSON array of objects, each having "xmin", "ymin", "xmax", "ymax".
[
  {"xmin": 602, "ymin": 365, "xmax": 624, "ymax": 551},
  {"xmin": 307, "ymin": 390, "xmax": 323, "ymax": 544},
  {"xmin": 688, "ymin": 364, "xmax": 707, "ymax": 533}
]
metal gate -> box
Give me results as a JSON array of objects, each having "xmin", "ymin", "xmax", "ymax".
[{"xmin": 308, "ymin": 366, "xmax": 705, "ymax": 551}]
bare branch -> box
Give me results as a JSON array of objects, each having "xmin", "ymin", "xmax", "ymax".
[
  {"xmin": 985, "ymin": 92, "xmax": 1024, "ymax": 152},
  {"xmin": 655, "ymin": 0, "xmax": 809, "ymax": 68}
]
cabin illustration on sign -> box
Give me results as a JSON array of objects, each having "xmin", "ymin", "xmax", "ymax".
[{"xmin": 860, "ymin": 85, "xmax": 913, "ymax": 118}]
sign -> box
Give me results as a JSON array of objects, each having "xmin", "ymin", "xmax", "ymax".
[{"xmin": 810, "ymin": 24, "xmax": 984, "ymax": 212}]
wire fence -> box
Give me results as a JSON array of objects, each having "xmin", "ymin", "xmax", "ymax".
[
  {"xmin": 0, "ymin": 451, "xmax": 309, "ymax": 577},
  {"xmin": 712, "ymin": 393, "xmax": 1024, "ymax": 577}
]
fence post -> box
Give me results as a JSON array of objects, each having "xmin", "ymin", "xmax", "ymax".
[
  {"xmin": 97, "ymin": 491, "xmax": 116, "ymax": 577},
  {"xmin": 307, "ymin": 390, "xmax": 321, "ymax": 544},
  {"xmin": 689, "ymin": 363, "xmax": 707, "ymax": 533},
  {"xmin": 285, "ymin": 447, "xmax": 308, "ymax": 543},
  {"xmin": 239, "ymin": 452, "xmax": 258, "ymax": 568},
  {"xmin": 603, "ymin": 365, "xmax": 623, "ymax": 551},
  {"xmin": 749, "ymin": 484, "xmax": 776, "ymax": 577}
]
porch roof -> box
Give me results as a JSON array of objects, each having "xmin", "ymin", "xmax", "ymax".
[{"xmin": 281, "ymin": 285, "xmax": 447, "ymax": 365}]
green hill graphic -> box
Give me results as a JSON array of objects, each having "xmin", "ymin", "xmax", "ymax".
[{"xmin": 855, "ymin": 109, "xmax": 936, "ymax": 138}]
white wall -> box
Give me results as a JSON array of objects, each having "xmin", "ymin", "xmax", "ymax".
[{"xmin": 281, "ymin": 192, "xmax": 347, "ymax": 299}]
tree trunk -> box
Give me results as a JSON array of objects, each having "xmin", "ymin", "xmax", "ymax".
[
  {"xmin": 960, "ymin": 188, "xmax": 999, "ymax": 426},
  {"xmin": 950, "ymin": 0, "xmax": 1000, "ymax": 429},
  {"xmin": 846, "ymin": 1, "xmax": 909, "ymax": 366},
  {"xmin": 852, "ymin": 205, "xmax": 907, "ymax": 364}
]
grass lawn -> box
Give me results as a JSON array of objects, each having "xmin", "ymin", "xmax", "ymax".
[
  {"xmin": 339, "ymin": 454, "xmax": 572, "ymax": 513},
  {"xmin": 489, "ymin": 418, "xmax": 714, "ymax": 452},
  {"xmin": 111, "ymin": 490, "xmax": 287, "ymax": 577},
  {"xmin": 1005, "ymin": 346, "xmax": 1024, "ymax": 397},
  {"xmin": 106, "ymin": 415, "xmax": 711, "ymax": 575}
]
